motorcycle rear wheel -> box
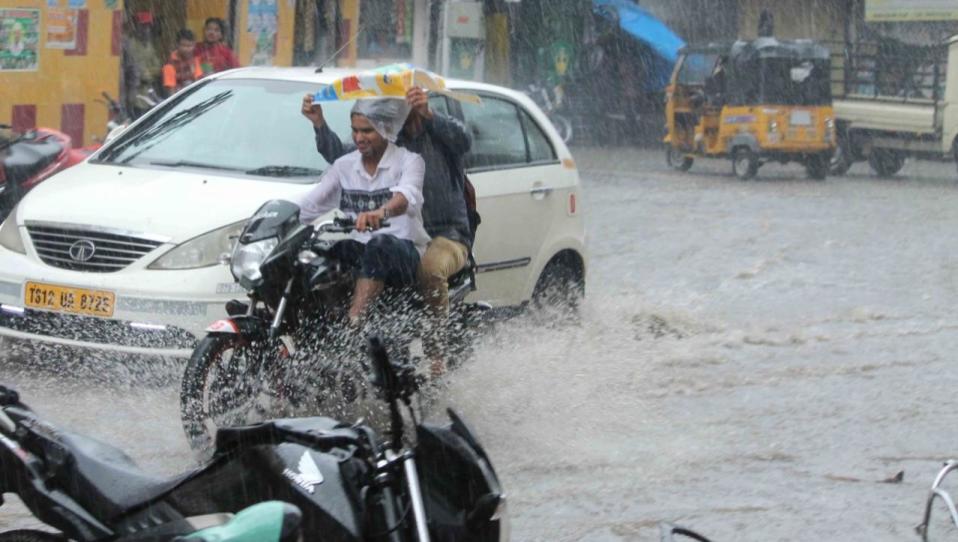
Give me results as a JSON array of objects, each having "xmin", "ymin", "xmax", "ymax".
[
  {"xmin": 180, "ymin": 335, "xmax": 271, "ymax": 456},
  {"xmin": 0, "ymin": 531, "xmax": 65, "ymax": 541}
]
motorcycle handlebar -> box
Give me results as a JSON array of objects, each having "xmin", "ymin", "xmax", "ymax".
[{"xmin": 317, "ymin": 217, "xmax": 391, "ymax": 234}]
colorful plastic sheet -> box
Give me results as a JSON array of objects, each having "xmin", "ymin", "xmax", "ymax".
[{"xmin": 313, "ymin": 63, "xmax": 480, "ymax": 104}]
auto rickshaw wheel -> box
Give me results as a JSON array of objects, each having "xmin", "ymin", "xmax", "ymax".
[
  {"xmin": 868, "ymin": 149, "xmax": 905, "ymax": 177},
  {"xmin": 805, "ymin": 154, "xmax": 828, "ymax": 180},
  {"xmin": 731, "ymin": 147, "xmax": 759, "ymax": 180},
  {"xmin": 666, "ymin": 146, "xmax": 694, "ymax": 172}
]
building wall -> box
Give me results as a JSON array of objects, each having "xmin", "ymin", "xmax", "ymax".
[
  {"xmin": 234, "ymin": 0, "xmax": 295, "ymax": 66},
  {"xmin": 642, "ymin": 0, "xmax": 738, "ymax": 44},
  {"xmin": 185, "ymin": 0, "xmax": 229, "ymax": 43},
  {"xmin": 0, "ymin": 0, "xmax": 123, "ymax": 147},
  {"xmin": 737, "ymin": 0, "xmax": 848, "ymax": 43}
]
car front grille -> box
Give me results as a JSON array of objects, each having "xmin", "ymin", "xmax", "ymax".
[{"xmin": 26, "ymin": 223, "xmax": 166, "ymax": 273}]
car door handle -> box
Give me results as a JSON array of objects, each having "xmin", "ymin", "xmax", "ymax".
[{"xmin": 530, "ymin": 186, "xmax": 552, "ymax": 199}]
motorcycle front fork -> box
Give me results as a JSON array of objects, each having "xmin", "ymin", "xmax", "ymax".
[{"xmin": 376, "ymin": 450, "xmax": 431, "ymax": 542}]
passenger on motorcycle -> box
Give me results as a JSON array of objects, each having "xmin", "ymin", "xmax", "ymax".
[
  {"xmin": 302, "ymin": 86, "xmax": 473, "ymax": 377},
  {"xmin": 298, "ymin": 98, "xmax": 429, "ymax": 326}
]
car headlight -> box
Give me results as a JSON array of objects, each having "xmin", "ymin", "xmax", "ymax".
[
  {"xmin": 0, "ymin": 207, "xmax": 25, "ymax": 254},
  {"xmin": 148, "ymin": 221, "xmax": 245, "ymax": 270},
  {"xmin": 230, "ymin": 237, "xmax": 278, "ymax": 289}
]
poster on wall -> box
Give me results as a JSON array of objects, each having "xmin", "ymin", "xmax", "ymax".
[
  {"xmin": 866, "ymin": 0, "xmax": 958, "ymax": 21},
  {"xmin": 46, "ymin": 7, "xmax": 77, "ymax": 49},
  {"xmin": 0, "ymin": 9, "xmax": 40, "ymax": 71},
  {"xmin": 248, "ymin": 0, "xmax": 278, "ymax": 66}
]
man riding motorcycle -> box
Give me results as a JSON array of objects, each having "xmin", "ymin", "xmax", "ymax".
[
  {"xmin": 302, "ymin": 86, "xmax": 473, "ymax": 377},
  {"xmin": 298, "ymin": 98, "xmax": 428, "ymax": 327}
]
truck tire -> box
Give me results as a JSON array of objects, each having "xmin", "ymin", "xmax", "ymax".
[
  {"xmin": 829, "ymin": 136, "xmax": 853, "ymax": 176},
  {"xmin": 732, "ymin": 147, "xmax": 759, "ymax": 180},
  {"xmin": 868, "ymin": 149, "xmax": 905, "ymax": 177},
  {"xmin": 805, "ymin": 154, "xmax": 828, "ymax": 180}
]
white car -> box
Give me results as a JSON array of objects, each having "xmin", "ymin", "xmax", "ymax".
[{"xmin": 0, "ymin": 67, "xmax": 586, "ymax": 357}]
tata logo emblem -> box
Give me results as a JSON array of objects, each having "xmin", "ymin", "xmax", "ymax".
[{"xmin": 68, "ymin": 239, "xmax": 96, "ymax": 262}]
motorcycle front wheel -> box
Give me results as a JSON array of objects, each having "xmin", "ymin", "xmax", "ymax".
[{"xmin": 180, "ymin": 335, "xmax": 272, "ymax": 457}]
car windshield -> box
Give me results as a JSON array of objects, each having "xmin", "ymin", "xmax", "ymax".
[{"xmin": 94, "ymin": 78, "xmax": 356, "ymax": 183}]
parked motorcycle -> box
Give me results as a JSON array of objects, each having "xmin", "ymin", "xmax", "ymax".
[
  {"xmin": 180, "ymin": 200, "xmax": 487, "ymax": 454},
  {"xmin": 0, "ymin": 337, "xmax": 508, "ymax": 541},
  {"xmin": 916, "ymin": 460, "xmax": 958, "ymax": 540},
  {"xmin": 525, "ymin": 82, "xmax": 573, "ymax": 144},
  {"xmin": 0, "ymin": 125, "xmax": 89, "ymax": 222}
]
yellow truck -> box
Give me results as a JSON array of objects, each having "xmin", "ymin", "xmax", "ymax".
[{"xmin": 830, "ymin": 36, "xmax": 958, "ymax": 176}]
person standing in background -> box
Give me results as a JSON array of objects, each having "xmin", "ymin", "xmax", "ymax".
[
  {"xmin": 122, "ymin": 11, "xmax": 162, "ymax": 116},
  {"xmin": 194, "ymin": 17, "xmax": 239, "ymax": 75},
  {"xmin": 162, "ymin": 29, "xmax": 203, "ymax": 96}
]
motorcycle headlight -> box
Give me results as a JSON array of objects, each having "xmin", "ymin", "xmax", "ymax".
[
  {"xmin": 0, "ymin": 207, "xmax": 26, "ymax": 254},
  {"xmin": 230, "ymin": 237, "xmax": 278, "ymax": 288},
  {"xmin": 148, "ymin": 221, "xmax": 244, "ymax": 270}
]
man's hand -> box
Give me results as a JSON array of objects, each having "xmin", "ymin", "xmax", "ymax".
[
  {"xmin": 406, "ymin": 86, "xmax": 433, "ymax": 121},
  {"xmin": 355, "ymin": 208, "xmax": 387, "ymax": 232},
  {"xmin": 301, "ymin": 93, "xmax": 325, "ymax": 127}
]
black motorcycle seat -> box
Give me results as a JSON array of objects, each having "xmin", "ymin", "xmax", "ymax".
[
  {"xmin": 57, "ymin": 431, "xmax": 184, "ymax": 519},
  {"xmin": 4, "ymin": 137, "xmax": 62, "ymax": 183}
]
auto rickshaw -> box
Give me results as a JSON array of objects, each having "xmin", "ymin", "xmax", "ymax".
[{"xmin": 664, "ymin": 38, "xmax": 836, "ymax": 180}]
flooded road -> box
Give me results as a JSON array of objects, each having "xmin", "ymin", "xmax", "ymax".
[{"xmin": 4, "ymin": 148, "xmax": 958, "ymax": 540}]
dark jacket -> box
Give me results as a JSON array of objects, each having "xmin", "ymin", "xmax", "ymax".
[{"xmin": 314, "ymin": 111, "xmax": 473, "ymax": 247}]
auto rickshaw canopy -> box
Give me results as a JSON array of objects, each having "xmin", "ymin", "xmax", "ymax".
[{"xmin": 725, "ymin": 37, "xmax": 832, "ymax": 107}]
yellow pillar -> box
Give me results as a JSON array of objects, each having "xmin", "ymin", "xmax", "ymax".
[{"xmin": 338, "ymin": 0, "xmax": 359, "ymax": 67}]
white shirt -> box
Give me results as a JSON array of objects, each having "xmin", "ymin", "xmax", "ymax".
[{"xmin": 298, "ymin": 143, "xmax": 431, "ymax": 255}]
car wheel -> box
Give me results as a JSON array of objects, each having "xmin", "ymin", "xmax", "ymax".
[
  {"xmin": 868, "ymin": 149, "xmax": 905, "ymax": 177},
  {"xmin": 531, "ymin": 257, "xmax": 584, "ymax": 323},
  {"xmin": 666, "ymin": 145, "xmax": 694, "ymax": 172},
  {"xmin": 731, "ymin": 147, "xmax": 759, "ymax": 180},
  {"xmin": 805, "ymin": 153, "xmax": 828, "ymax": 180}
]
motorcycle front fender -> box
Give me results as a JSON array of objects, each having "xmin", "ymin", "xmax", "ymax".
[{"xmin": 205, "ymin": 315, "xmax": 268, "ymax": 342}]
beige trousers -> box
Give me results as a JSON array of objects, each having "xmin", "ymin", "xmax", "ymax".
[{"xmin": 417, "ymin": 236, "xmax": 469, "ymax": 356}]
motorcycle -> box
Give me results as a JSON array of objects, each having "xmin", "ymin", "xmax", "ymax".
[
  {"xmin": 0, "ymin": 337, "xmax": 508, "ymax": 541},
  {"xmin": 916, "ymin": 460, "xmax": 958, "ymax": 540},
  {"xmin": 525, "ymin": 82, "xmax": 573, "ymax": 144},
  {"xmin": 180, "ymin": 200, "xmax": 487, "ymax": 454},
  {"xmin": 0, "ymin": 125, "xmax": 88, "ymax": 221}
]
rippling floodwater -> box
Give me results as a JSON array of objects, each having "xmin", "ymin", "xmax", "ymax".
[{"xmin": 4, "ymin": 149, "xmax": 958, "ymax": 540}]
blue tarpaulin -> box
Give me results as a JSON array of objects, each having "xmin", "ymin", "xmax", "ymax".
[{"xmin": 592, "ymin": 0, "xmax": 686, "ymax": 63}]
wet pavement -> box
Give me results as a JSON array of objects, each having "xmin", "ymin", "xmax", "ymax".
[{"xmin": 4, "ymin": 147, "xmax": 958, "ymax": 540}]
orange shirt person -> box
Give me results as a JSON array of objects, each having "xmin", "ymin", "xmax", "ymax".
[{"xmin": 162, "ymin": 29, "xmax": 203, "ymax": 96}]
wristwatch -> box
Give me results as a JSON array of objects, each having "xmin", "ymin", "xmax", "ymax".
[{"xmin": 380, "ymin": 207, "xmax": 390, "ymax": 220}]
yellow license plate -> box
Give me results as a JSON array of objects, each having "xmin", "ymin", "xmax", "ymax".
[{"xmin": 24, "ymin": 282, "xmax": 116, "ymax": 318}]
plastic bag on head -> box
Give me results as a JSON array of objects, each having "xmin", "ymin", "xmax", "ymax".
[{"xmin": 350, "ymin": 98, "xmax": 411, "ymax": 143}]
